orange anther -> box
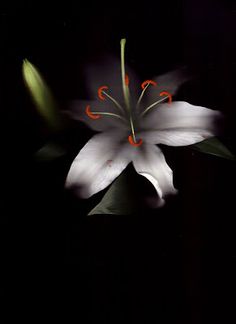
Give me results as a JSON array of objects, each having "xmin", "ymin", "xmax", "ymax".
[
  {"xmin": 125, "ymin": 74, "xmax": 129, "ymax": 86},
  {"xmin": 160, "ymin": 91, "xmax": 172, "ymax": 104},
  {"xmin": 128, "ymin": 135, "xmax": 143, "ymax": 147},
  {"xmin": 141, "ymin": 80, "xmax": 157, "ymax": 90},
  {"xmin": 85, "ymin": 105, "xmax": 101, "ymax": 120},
  {"xmin": 98, "ymin": 86, "xmax": 108, "ymax": 100}
]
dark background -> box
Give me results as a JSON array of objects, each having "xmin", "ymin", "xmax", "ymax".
[{"xmin": 1, "ymin": 0, "xmax": 236, "ymax": 323}]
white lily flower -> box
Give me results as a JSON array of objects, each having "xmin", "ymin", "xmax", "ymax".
[{"xmin": 66, "ymin": 39, "xmax": 221, "ymax": 207}]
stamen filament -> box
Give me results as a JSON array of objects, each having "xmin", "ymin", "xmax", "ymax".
[
  {"xmin": 101, "ymin": 90, "xmax": 125, "ymax": 114},
  {"xmin": 140, "ymin": 95, "xmax": 171, "ymax": 117},
  {"xmin": 136, "ymin": 83, "xmax": 150, "ymax": 109},
  {"xmin": 90, "ymin": 110, "xmax": 126, "ymax": 122},
  {"xmin": 86, "ymin": 105, "xmax": 126, "ymax": 121},
  {"xmin": 136, "ymin": 80, "xmax": 158, "ymax": 109}
]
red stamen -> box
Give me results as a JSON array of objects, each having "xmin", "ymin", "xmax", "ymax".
[
  {"xmin": 141, "ymin": 80, "xmax": 157, "ymax": 90},
  {"xmin": 98, "ymin": 86, "xmax": 108, "ymax": 100},
  {"xmin": 160, "ymin": 91, "xmax": 172, "ymax": 104},
  {"xmin": 85, "ymin": 105, "xmax": 101, "ymax": 120},
  {"xmin": 125, "ymin": 74, "xmax": 129, "ymax": 86},
  {"xmin": 128, "ymin": 135, "xmax": 143, "ymax": 147}
]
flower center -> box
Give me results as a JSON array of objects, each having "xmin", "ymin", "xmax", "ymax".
[{"xmin": 84, "ymin": 39, "xmax": 173, "ymax": 147}]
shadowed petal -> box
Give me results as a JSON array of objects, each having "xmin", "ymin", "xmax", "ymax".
[
  {"xmin": 66, "ymin": 130, "xmax": 133, "ymax": 198},
  {"xmin": 85, "ymin": 56, "xmax": 140, "ymax": 104},
  {"xmin": 138, "ymin": 67, "xmax": 190, "ymax": 113},
  {"xmin": 67, "ymin": 99, "xmax": 128, "ymax": 132},
  {"xmin": 132, "ymin": 144, "xmax": 177, "ymax": 206}
]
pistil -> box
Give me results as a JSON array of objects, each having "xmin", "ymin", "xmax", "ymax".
[
  {"xmin": 120, "ymin": 38, "xmax": 142, "ymax": 145},
  {"xmin": 120, "ymin": 39, "xmax": 131, "ymax": 112}
]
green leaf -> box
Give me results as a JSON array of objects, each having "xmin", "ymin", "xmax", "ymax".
[
  {"xmin": 88, "ymin": 169, "xmax": 138, "ymax": 216},
  {"xmin": 34, "ymin": 142, "xmax": 66, "ymax": 162},
  {"xmin": 192, "ymin": 137, "xmax": 236, "ymax": 160},
  {"xmin": 22, "ymin": 59, "xmax": 62, "ymax": 130}
]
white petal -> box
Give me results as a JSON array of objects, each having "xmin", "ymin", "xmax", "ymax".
[
  {"xmin": 66, "ymin": 99, "xmax": 128, "ymax": 132},
  {"xmin": 141, "ymin": 101, "xmax": 221, "ymax": 132},
  {"xmin": 132, "ymin": 144, "xmax": 177, "ymax": 205},
  {"xmin": 139, "ymin": 129, "xmax": 214, "ymax": 146},
  {"xmin": 66, "ymin": 131, "xmax": 133, "ymax": 198}
]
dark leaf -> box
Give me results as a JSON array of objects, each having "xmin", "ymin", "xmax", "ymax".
[
  {"xmin": 192, "ymin": 137, "xmax": 236, "ymax": 160},
  {"xmin": 34, "ymin": 142, "xmax": 66, "ymax": 162},
  {"xmin": 88, "ymin": 169, "xmax": 138, "ymax": 216}
]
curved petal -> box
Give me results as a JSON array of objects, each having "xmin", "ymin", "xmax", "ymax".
[
  {"xmin": 66, "ymin": 131, "xmax": 133, "ymax": 198},
  {"xmin": 67, "ymin": 99, "xmax": 129, "ymax": 132},
  {"xmin": 141, "ymin": 101, "xmax": 222, "ymax": 132},
  {"xmin": 139, "ymin": 129, "xmax": 214, "ymax": 146},
  {"xmin": 132, "ymin": 144, "xmax": 177, "ymax": 206}
]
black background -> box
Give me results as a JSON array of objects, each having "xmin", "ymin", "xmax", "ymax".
[{"xmin": 1, "ymin": 0, "xmax": 236, "ymax": 323}]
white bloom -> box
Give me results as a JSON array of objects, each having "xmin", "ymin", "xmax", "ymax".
[{"xmin": 66, "ymin": 39, "xmax": 221, "ymax": 207}]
